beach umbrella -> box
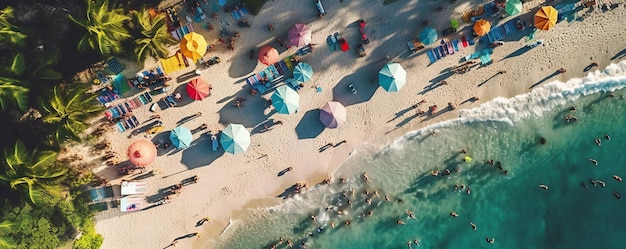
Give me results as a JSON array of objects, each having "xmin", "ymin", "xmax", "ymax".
[
  {"xmin": 180, "ymin": 32, "xmax": 208, "ymax": 61},
  {"xmin": 473, "ymin": 19, "xmax": 491, "ymax": 36},
  {"xmin": 293, "ymin": 62, "xmax": 313, "ymax": 83},
  {"xmin": 271, "ymin": 85, "xmax": 300, "ymax": 114},
  {"xmin": 505, "ymin": 0, "xmax": 523, "ymax": 16},
  {"xmin": 127, "ymin": 139, "xmax": 157, "ymax": 167},
  {"xmin": 534, "ymin": 6, "xmax": 558, "ymax": 31},
  {"xmin": 378, "ymin": 62, "xmax": 407, "ymax": 92},
  {"xmin": 220, "ymin": 124, "xmax": 251, "ymax": 154},
  {"xmin": 450, "ymin": 19, "xmax": 459, "ymax": 29},
  {"xmin": 169, "ymin": 126, "xmax": 193, "ymax": 149},
  {"xmin": 418, "ymin": 27, "xmax": 438, "ymax": 45},
  {"xmin": 186, "ymin": 78, "xmax": 210, "ymax": 100},
  {"xmin": 319, "ymin": 102, "xmax": 347, "ymax": 128},
  {"xmin": 288, "ymin": 23, "xmax": 312, "ymax": 47},
  {"xmin": 258, "ymin": 46, "xmax": 279, "ymax": 65}
]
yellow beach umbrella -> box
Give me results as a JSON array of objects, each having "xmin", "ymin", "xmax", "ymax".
[
  {"xmin": 473, "ymin": 19, "xmax": 491, "ymax": 36},
  {"xmin": 180, "ymin": 32, "xmax": 208, "ymax": 61},
  {"xmin": 534, "ymin": 6, "xmax": 558, "ymax": 31}
]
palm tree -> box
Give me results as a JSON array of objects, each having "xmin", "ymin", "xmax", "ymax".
[
  {"xmin": 41, "ymin": 86, "xmax": 104, "ymax": 143},
  {"xmin": 67, "ymin": 0, "xmax": 131, "ymax": 57},
  {"xmin": 0, "ymin": 7, "xmax": 26, "ymax": 48},
  {"xmin": 0, "ymin": 141, "xmax": 67, "ymax": 205},
  {"xmin": 131, "ymin": 9, "xmax": 176, "ymax": 64}
]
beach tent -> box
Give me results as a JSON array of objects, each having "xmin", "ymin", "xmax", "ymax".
[
  {"xmin": 534, "ymin": 6, "xmax": 558, "ymax": 31},
  {"xmin": 378, "ymin": 62, "xmax": 407, "ymax": 92},
  {"xmin": 271, "ymin": 85, "xmax": 300, "ymax": 114},
  {"xmin": 186, "ymin": 78, "xmax": 210, "ymax": 100},
  {"xmin": 505, "ymin": 0, "xmax": 523, "ymax": 16},
  {"xmin": 288, "ymin": 23, "xmax": 312, "ymax": 47},
  {"xmin": 418, "ymin": 27, "xmax": 438, "ymax": 45},
  {"xmin": 120, "ymin": 196, "xmax": 143, "ymax": 212},
  {"xmin": 220, "ymin": 124, "xmax": 251, "ymax": 154},
  {"xmin": 127, "ymin": 139, "xmax": 157, "ymax": 167},
  {"xmin": 180, "ymin": 32, "xmax": 208, "ymax": 62},
  {"xmin": 258, "ymin": 46, "xmax": 279, "ymax": 65},
  {"xmin": 293, "ymin": 62, "xmax": 313, "ymax": 83},
  {"xmin": 319, "ymin": 101, "xmax": 347, "ymax": 128},
  {"xmin": 473, "ymin": 19, "xmax": 491, "ymax": 36},
  {"xmin": 169, "ymin": 126, "xmax": 193, "ymax": 149}
]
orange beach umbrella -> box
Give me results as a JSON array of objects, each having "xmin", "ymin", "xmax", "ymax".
[
  {"xmin": 473, "ymin": 19, "xmax": 491, "ymax": 36},
  {"xmin": 258, "ymin": 46, "xmax": 279, "ymax": 65},
  {"xmin": 186, "ymin": 78, "xmax": 210, "ymax": 100},
  {"xmin": 534, "ymin": 6, "xmax": 558, "ymax": 31},
  {"xmin": 127, "ymin": 139, "xmax": 157, "ymax": 167},
  {"xmin": 180, "ymin": 32, "xmax": 208, "ymax": 61}
]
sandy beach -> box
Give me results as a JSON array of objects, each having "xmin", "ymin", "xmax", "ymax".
[{"xmin": 91, "ymin": 0, "xmax": 626, "ymax": 248}]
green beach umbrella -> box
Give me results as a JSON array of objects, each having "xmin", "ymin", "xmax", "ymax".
[
  {"xmin": 505, "ymin": 0, "xmax": 523, "ymax": 16},
  {"xmin": 450, "ymin": 19, "xmax": 459, "ymax": 29},
  {"xmin": 271, "ymin": 85, "xmax": 300, "ymax": 114},
  {"xmin": 378, "ymin": 62, "xmax": 407, "ymax": 92},
  {"xmin": 170, "ymin": 126, "xmax": 193, "ymax": 149},
  {"xmin": 220, "ymin": 124, "xmax": 251, "ymax": 154},
  {"xmin": 293, "ymin": 62, "xmax": 313, "ymax": 83},
  {"xmin": 418, "ymin": 27, "xmax": 438, "ymax": 45}
]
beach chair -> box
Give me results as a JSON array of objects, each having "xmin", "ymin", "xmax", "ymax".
[
  {"xmin": 427, "ymin": 50, "xmax": 437, "ymax": 63},
  {"xmin": 143, "ymin": 92, "xmax": 153, "ymax": 102},
  {"xmin": 438, "ymin": 46, "xmax": 446, "ymax": 57},
  {"xmin": 461, "ymin": 36, "xmax": 469, "ymax": 47},
  {"xmin": 116, "ymin": 122, "xmax": 125, "ymax": 132},
  {"xmin": 316, "ymin": 0, "xmax": 326, "ymax": 17},
  {"xmin": 452, "ymin": 40, "xmax": 459, "ymax": 51},
  {"xmin": 483, "ymin": 2, "xmax": 497, "ymax": 16},
  {"xmin": 124, "ymin": 102, "xmax": 133, "ymax": 112},
  {"xmin": 131, "ymin": 116, "xmax": 140, "ymax": 126},
  {"xmin": 433, "ymin": 48, "xmax": 441, "ymax": 59}
]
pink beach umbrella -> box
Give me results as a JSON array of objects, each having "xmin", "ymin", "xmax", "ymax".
[
  {"xmin": 319, "ymin": 102, "xmax": 347, "ymax": 128},
  {"xmin": 288, "ymin": 24, "xmax": 312, "ymax": 47},
  {"xmin": 258, "ymin": 46, "xmax": 279, "ymax": 65},
  {"xmin": 127, "ymin": 139, "xmax": 157, "ymax": 167}
]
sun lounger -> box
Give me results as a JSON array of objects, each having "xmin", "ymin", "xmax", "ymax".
[
  {"xmin": 438, "ymin": 46, "xmax": 446, "ymax": 57},
  {"xmin": 143, "ymin": 92, "xmax": 153, "ymax": 102},
  {"xmin": 131, "ymin": 116, "xmax": 140, "ymax": 126},
  {"xmin": 211, "ymin": 135, "xmax": 219, "ymax": 151},
  {"xmin": 427, "ymin": 50, "xmax": 437, "ymax": 63},
  {"xmin": 446, "ymin": 43, "xmax": 454, "ymax": 54},
  {"xmin": 116, "ymin": 122, "xmax": 125, "ymax": 132},
  {"xmin": 166, "ymin": 96, "xmax": 177, "ymax": 106},
  {"xmin": 479, "ymin": 54, "xmax": 492, "ymax": 65},
  {"xmin": 483, "ymin": 2, "xmax": 497, "ymax": 16},
  {"xmin": 433, "ymin": 48, "xmax": 441, "ymax": 59},
  {"xmin": 231, "ymin": 5, "xmax": 249, "ymax": 20},
  {"xmin": 120, "ymin": 196, "xmax": 143, "ymax": 212},
  {"xmin": 452, "ymin": 40, "xmax": 459, "ymax": 51},
  {"xmin": 316, "ymin": 0, "xmax": 326, "ymax": 17}
]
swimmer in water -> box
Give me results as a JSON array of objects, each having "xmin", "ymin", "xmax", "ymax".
[
  {"xmin": 397, "ymin": 219, "xmax": 405, "ymax": 225},
  {"xmin": 589, "ymin": 158, "xmax": 598, "ymax": 166},
  {"xmin": 486, "ymin": 238, "xmax": 495, "ymax": 244},
  {"xmin": 414, "ymin": 240, "xmax": 420, "ymax": 246},
  {"xmin": 614, "ymin": 175, "xmax": 623, "ymax": 182},
  {"xmin": 397, "ymin": 199, "xmax": 404, "ymax": 204},
  {"xmin": 605, "ymin": 134, "xmax": 611, "ymax": 140},
  {"xmin": 366, "ymin": 198, "xmax": 372, "ymax": 205},
  {"xmin": 569, "ymin": 106, "xmax": 576, "ymax": 111},
  {"xmin": 590, "ymin": 179, "xmax": 597, "ymax": 186},
  {"xmin": 598, "ymin": 180, "xmax": 606, "ymax": 187},
  {"xmin": 580, "ymin": 182, "xmax": 588, "ymax": 189},
  {"xmin": 345, "ymin": 220, "xmax": 351, "ymax": 226},
  {"xmin": 466, "ymin": 187, "xmax": 471, "ymax": 195},
  {"xmin": 614, "ymin": 191, "xmax": 621, "ymax": 199},
  {"xmin": 367, "ymin": 210, "xmax": 373, "ymax": 216},
  {"xmin": 340, "ymin": 177, "xmax": 346, "ymax": 183},
  {"xmin": 311, "ymin": 215, "xmax": 317, "ymax": 223},
  {"xmin": 350, "ymin": 187, "xmax": 356, "ymax": 196},
  {"xmin": 450, "ymin": 212, "xmax": 459, "ymax": 218},
  {"xmin": 470, "ymin": 222, "xmax": 477, "ymax": 231},
  {"xmin": 595, "ymin": 138, "xmax": 601, "ymax": 146},
  {"xmin": 539, "ymin": 184, "xmax": 549, "ymax": 190},
  {"xmin": 406, "ymin": 210, "xmax": 415, "ymax": 219},
  {"xmin": 385, "ymin": 195, "xmax": 391, "ymax": 202},
  {"xmin": 330, "ymin": 221, "xmax": 335, "ymax": 228},
  {"xmin": 406, "ymin": 241, "xmax": 412, "ymax": 248},
  {"xmin": 342, "ymin": 192, "xmax": 348, "ymax": 199},
  {"xmin": 363, "ymin": 172, "xmax": 370, "ymax": 183}
]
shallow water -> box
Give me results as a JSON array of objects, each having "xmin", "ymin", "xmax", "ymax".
[{"xmin": 213, "ymin": 62, "xmax": 626, "ymax": 249}]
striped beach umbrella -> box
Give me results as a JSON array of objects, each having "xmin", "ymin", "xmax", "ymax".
[
  {"xmin": 505, "ymin": 0, "xmax": 523, "ymax": 16},
  {"xmin": 180, "ymin": 32, "xmax": 208, "ymax": 62},
  {"xmin": 379, "ymin": 62, "xmax": 407, "ymax": 92},
  {"xmin": 186, "ymin": 78, "xmax": 210, "ymax": 100},
  {"xmin": 473, "ymin": 19, "xmax": 491, "ymax": 36},
  {"xmin": 320, "ymin": 102, "xmax": 347, "ymax": 128},
  {"xmin": 220, "ymin": 124, "xmax": 251, "ymax": 154},
  {"xmin": 127, "ymin": 139, "xmax": 157, "ymax": 167},
  {"xmin": 271, "ymin": 85, "xmax": 300, "ymax": 114},
  {"xmin": 293, "ymin": 62, "xmax": 313, "ymax": 83}
]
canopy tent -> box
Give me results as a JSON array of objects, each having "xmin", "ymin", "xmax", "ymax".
[
  {"xmin": 169, "ymin": 126, "xmax": 193, "ymax": 149},
  {"xmin": 180, "ymin": 32, "xmax": 208, "ymax": 62},
  {"xmin": 505, "ymin": 0, "xmax": 523, "ymax": 16},
  {"xmin": 220, "ymin": 124, "xmax": 251, "ymax": 154},
  {"xmin": 378, "ymin": 62, "xmax": 407, "ymax": 92},
  {"xmin": 271, "ymin": 85, "xmax": 300, "ymax": 114},
  {"xmin": 534, "ymin": 6, "xmax": 558, "ymax": 31},
  {"xmin": 120, "ymin": 196, "xmax": 143, "ymax": 212},
  {"xmin": 288, "ymin": 23, "xmax": 312, "ymax": 47},
  {"xmin": 120, "ymin": 181, "xmax": 147, "ymax": 195},
  {"xmin": 293, "ymin": 62, "xmax": 313, "ymax": 83},
  {"xmin": 186, "ymin": 78, "xmax": 210, "ymax": 100},
  {"xmin": 319, "ymin": 101, "xmax": 347, "ymax": 128},
  {"xmin": 473, "ymin": 19, "xmax": 491, "ymax": 36},
  {"xmin": 258, "ymin": 46, "xmax": 279, "ymax": 65},
  {"xmin": 418, "ymin": 27, "xmax": 438, "ymax": 45},
  {"xmin": 127, "ymin": 139, "xmax": 157, "ymax": 167}
]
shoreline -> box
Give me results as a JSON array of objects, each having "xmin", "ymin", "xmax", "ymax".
[{"xmin": 92, "ymin": 0, "xmax": 626, "ymax": 248}]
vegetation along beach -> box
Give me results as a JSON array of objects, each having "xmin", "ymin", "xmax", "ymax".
[{"xmin": 0, "ymin": 0, "xmax": 625, "ymax": 248}]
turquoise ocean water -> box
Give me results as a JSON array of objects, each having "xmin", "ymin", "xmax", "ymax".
[{"xmin": 213, "ymin": 61, "xmax": 626, "ymax": 249}]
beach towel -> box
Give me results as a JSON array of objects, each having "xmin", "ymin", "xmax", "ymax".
[
  {"xmin": 143, "ymin": 92, "xmax": 153, "ymax": 102},
  {"xmin": 116, "ymin": 122, "xmax": 125, "ymax": 132},
  {"xmin": 438, "ymin": 46, "xmax": 446, "ymax": 57},
  {"xmin": 427, "ymin": 50, "xmax": 437, "ymax": 63},
  {"xmin": 433, "ymin": 48, "xmax": 441, "ymax": 59},
  {"xmin": 231, "ymin": 6, "xmax": 249, "ymax": 20},
  {"xmin": 160, "ymin": 52, "xmax": 188, "ymax": 74},
  {"xmin": 452, "ymin": 40, "xmax": 459, "ymax": 51}
]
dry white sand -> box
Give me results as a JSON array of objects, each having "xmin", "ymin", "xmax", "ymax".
[{"xmin": 92, "ymin": 0, "xmax": 626, "ymax": 248}]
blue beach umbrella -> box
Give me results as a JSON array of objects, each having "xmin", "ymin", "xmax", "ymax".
[
  {"xmin": 169, "ymin": 126, "xmax": 193, "ymax": 148},
  {"xmin": 220, "ymin": 124, "xmax": 251, "ymax": 154},
  {"xmin": 293, "ymin": 62, "xmax": 313, "ymax": 83},
  {"xmin": 419, "ymin": 27, "xmax": 438, "ymax": 45},
  {"xmin": 505, "ymin": 0, "xmax": 523, "ymax": 16},
  {"xmin": 271, "ymin": 85, "xmax": 300, "ymax": 114},
  {"xmin": 379, "ymin": 62, "xmax": 407, "ymax": 92}
]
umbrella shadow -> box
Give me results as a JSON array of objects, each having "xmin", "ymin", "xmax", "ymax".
[
  {"xmin": 180, "ymin": 134, "xmax": 225, "ymax": 169},
  {"xmin": 331, "ymin": 67, "xmax": 379, "ymax": 107},
  {"xmin": 151, "ymin": 132, "xmax": 176, "ymax": 156},
  {"xmin": 295, "ymin": 109, "xmax": 325, "ymax": 139},
  {"xmin": 216, "ymin": 87, "xmax": 274, "ymax": 128}
]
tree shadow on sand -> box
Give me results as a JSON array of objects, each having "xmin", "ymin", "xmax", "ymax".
[{"xmin": 295, "ymin": 109, "xmax": 325, "ymax": 139}]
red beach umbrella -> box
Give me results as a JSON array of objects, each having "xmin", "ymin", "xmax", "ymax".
[
  {"xmin": 258, "ymin": 46, "xmax": 279, "ymax": 65},
  {"xmin": 127, "ymin": 139, "xmax": 157, "ymax": 167},
  {"xmin": 186, "ymin": 78, "xmax": 211, "ymax": 100}
]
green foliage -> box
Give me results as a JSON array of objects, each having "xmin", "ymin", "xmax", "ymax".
[
  {"xmin": 68, "ymin": 0, "xmax": 131, "ymax": 56},
  {"xmin": 0, "ymin": 7, "xmax": 27, "ymax": 48},
  {"xmin": 0, "ymin": 141, "xmax": 67, "ymax": 205},
  {"xmin": 0, "ymin": 77, "xmax": 28, "ymax": 112},
  {"xmin": 130, "ymin": 9, "xmax": 176, "ymax": 64},
  {"xmin": 4, "ymin": 204, "xmax": 62, "ymax": 249},
  {"xmin": 41, "ymin": 86, "xmax": 105, "ymax": 144},
  {"xmin": 0, "ymin": 220, "xmax": 16, "ymax": 249},
  {"xmin": 72, "ymin": 219, "xmax": 102, "ymax": 249}
]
